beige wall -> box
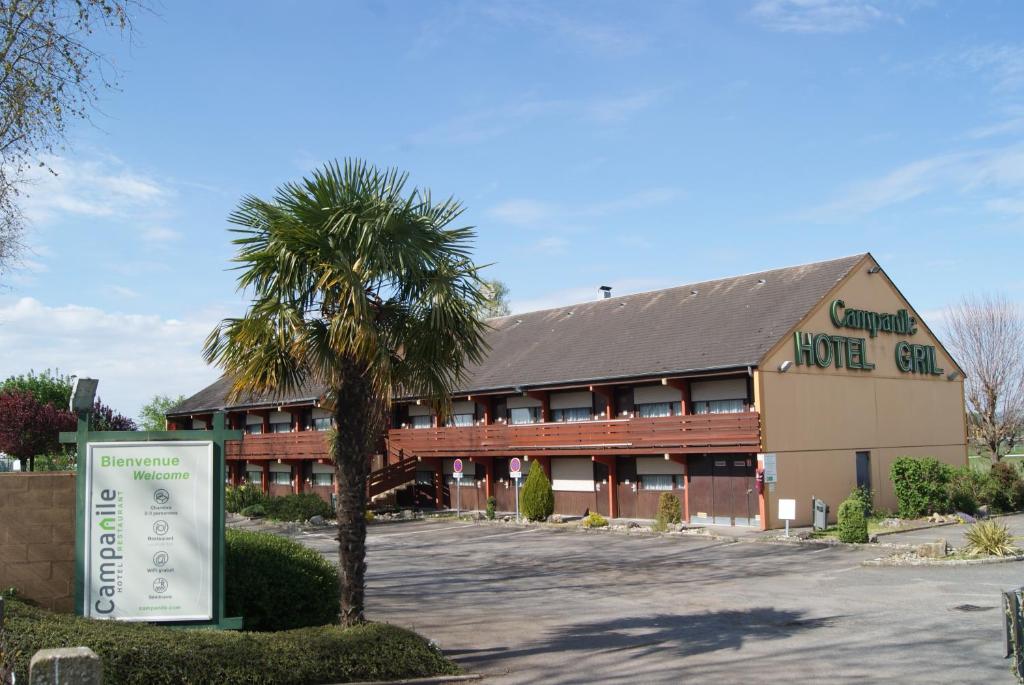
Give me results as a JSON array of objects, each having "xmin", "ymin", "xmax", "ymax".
[
  {"xmin": 0, "ymin": 473, "xmax": 76, "ymax": 612},
  {"xmin": 756, "ymin": 255, "xmax": 967, "ymax": 528}
]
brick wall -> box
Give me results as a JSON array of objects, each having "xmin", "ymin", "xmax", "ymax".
[{"xmin": 0, "ymin": 473, "xmax": 75, "ymax": 612}]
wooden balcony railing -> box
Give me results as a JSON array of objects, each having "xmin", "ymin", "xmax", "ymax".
[
  {"xmin": 225, "ymin": 430, "xmax": 331, "ymax": 460},
  {"xmin": 387, "ymin": 411, "xmax": 761, "ymax": 459}
]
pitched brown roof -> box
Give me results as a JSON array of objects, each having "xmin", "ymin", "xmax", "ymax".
[
  {"xmin": 168, "ymin": 253, "xmax": 864, "ymax": 414},
  {"xmin": 167, "ymin": 375, "xmax": 324, "ymax": 417}
]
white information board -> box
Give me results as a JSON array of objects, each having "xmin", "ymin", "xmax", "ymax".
[
  {"xmin": 758, "ymin": 453, "xmax": 777, "ymax": 484},
  {"xmin": 778, "ymin": 498, "xmax": 797, "ymax": 521},
  {"xmin": 84, "ymin": 441, "xmax": 213, "ymax": 621}
]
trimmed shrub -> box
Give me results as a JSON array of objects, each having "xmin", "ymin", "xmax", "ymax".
[
  {"xmin": 240, "ymin": 503, "xmax": 266, "ymax": 518},
  {"xmin": 989, "ymin": 462, "xmax": 1024, "ymax": 512},
  {"xmin": 849, "ymin": 485, "xmax": 874, "ymax": 517},
  {"xmin": 485, "ymin": 496, "xmax": 496, "ymax": 520},
  {"xmin": 837, "ymin": 495, "xmax": 869, "ymax": 544},
  {"xmin": 890, "ymin": 457, "xmax": 952, "ymax": 518},
  {"xmin": 581, "ymin": 512, "xmax": 608, "ymax": 528},
  {"xmin": 948, "ymin": 466, "xmax": 987, "ymax": 514},
  {"xmin": 657, "ymin": 493, "xmax": 682, "ymax": 525},
  {"xmin": 263, "ymin": 493, "xmax": 334, "ymax": 522},
  {"xmin": 226, "ymin": 483, "xmax": 267, "ymax": 513},
  {"xmin": 520, "ymin": 464, "xmax": 554, "ymax": 522},
  {"xmin": 964, "ymin": 520, "xmax": 1018, "ymax": 557},
  {"xmin": 2, "ymin": 596, "xmax": 458, "ymax": 685},
  {"xmin": 225, "ymin": 529, "xmax": 339, "ymax": 631}
]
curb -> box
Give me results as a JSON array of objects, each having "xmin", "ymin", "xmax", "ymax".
[
  {"xmin": 341, "ymin": 675, "xmax": 484, "ymax": 685},
  {"xmin": 862, "ymin": 553, "xmax": 1024, "ymax": 567}
]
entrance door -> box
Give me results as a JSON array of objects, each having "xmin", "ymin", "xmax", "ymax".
[
  {"xmin": 688, "ymin": 455, "xmax": 714, "ymax": 524},
  {"xmin": 729, "ymin": 457, "xmax": 756, "ymax": 526}
]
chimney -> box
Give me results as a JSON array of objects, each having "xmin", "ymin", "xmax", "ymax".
[{"xmin": 599, "ymin": 285, "xmax": 612, "ymax": 299}]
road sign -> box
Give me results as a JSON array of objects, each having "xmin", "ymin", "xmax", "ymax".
[
  {"xmin": 510, "ymin": 457, "xmax": 521, "ymax": 477},
  {"xmin": 778, "ymin": 498, "xmax": 797, "ymax": 537},
  {"xmin": 452, "ymin": 471, "xmax": 463, "ymax": 480},
  {"xmin": 453, "ymin": 458, "xmax": 463, "ymax": 474}
]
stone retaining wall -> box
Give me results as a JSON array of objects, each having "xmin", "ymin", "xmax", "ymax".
[{"xmin": 0, "ymin": 472, "xmax": 75, "ymax": 612}]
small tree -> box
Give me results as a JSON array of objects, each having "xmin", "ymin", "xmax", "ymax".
[
  {"xmin": 0, "ymin": 369, "xmax": 73, "ymax": 409},
  {"xmin": 485, "ymin": 496, "xmax": 496, "ymax": 520},
  {"xmin": 837, "ymin": 494, "xmax": 869, "ymax": 543},
  {"xmin": 657, "ymin": 492, "xmax": 682, "ymax": 525},
  {"xmin": 138, "ymin": 394, "xmax": 186, "ymax": 431},
  {"xmin": 945, "ymin": 294, "xmax": 1024, "ymax": 463},
  {"xmin": 519, "ymin": 464, "xmax": 554, "ymax": 521},
  {"xmin": 480, "ymin": 279, "xmax": 511, "ymax": 318},
  {"xmin": 91, "ymin": 398, "xmax": 137, "ymax": 431},
  {"xmin": 0, "ymin": 390, "xmax": 76, "ymax": 471}
]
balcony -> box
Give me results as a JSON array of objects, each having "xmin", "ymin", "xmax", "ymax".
[
  {"xmin": 386, "ymin": 411, "xmax": 761, "ymax": 459},
  {"xmin": 225, "ymin": 430, "xmax": 331, "ymax": 460}
]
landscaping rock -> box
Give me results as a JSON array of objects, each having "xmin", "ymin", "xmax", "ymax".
[
  {"xmin": 401, "ymin": 509, "xmax": 414, "ymax": 520},
  {"xmin": 30, "ymin": 647, "xmax": 102, "ymax": 685},
  {"xmin": 307, "ymin": 515, "xmax": 326, "ymax": 526},
  {"xmin": 916, "ymin": 539, "xmax": 948, "ymax": 558},
  {"xmin": 977, "ymin": 505, "xmax": 991, "ymax": 519},
  {"xmin": 879, "ymin": 518, "xmax": 902, "ymax": 528},
  {"xmin": 956, "ymin": 511, "xmax": 977, "ymax": 524},
  {"xmin": 547, "ymin": 514, "xmax": 564, "ymax": 523},
  {"xmin": 501, "ymin": 515, "xmax": 512, "ymax": 522},
  {"xmin": 627, "ymin": 521, "xmax": 641, "ymax": 529}
]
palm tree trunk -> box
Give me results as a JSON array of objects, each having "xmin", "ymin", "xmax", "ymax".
[{"xmin": 331, "ymin": 361, "xmax": 384, "ymax": 626}]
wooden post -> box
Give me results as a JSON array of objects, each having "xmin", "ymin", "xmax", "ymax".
[
  {"xmin": 593, "ymin": 455, "xmax": 618, "ymax": 518},
  {"xmin": 432, "ymin": 458, "xmax": 444, "ymax": 509},
  {"xmin": 484, "ymin": 458, "xmax": 494, "ymax": 499},
  {"xmin": 261, "ymin": 461, "xmax": 270, "ymax": 495},
  {"xmin": 669, "ymin": 455, "xmax": 689, "ymax": 522},
  {"xmin": 292, "ymin": 460, "xmax": 303, "ymax": 494}
]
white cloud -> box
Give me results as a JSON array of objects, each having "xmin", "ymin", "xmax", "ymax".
[
  {"xmin": 487, "ymin": 188, "xmax": 682, "ymax": 228},
  {"xmin": 20, "ymin": 155, "xmax": 170, "ymax": 225},
  {"xmin": 479, "ymin": 3, "xmax": 646, "ymax": 56},
  {"xmin": 959, "ymin": 44, "xmax": 1024, "ymax": 93},
  {"xmin": 109, "ymin": 286, "xmax": 140, "ymax": 299},
  {"xmin": 532, "ymin": 237, "xmax": 569, "ymax": 255},
  {"xmin": 798, "ymin": 145, "xmax": 1024, "ymax": 221},
  {"xmin": 0, "ymin": 297, "xmax": 222, "ymax": 419},
  {"xmin": 749, "ymin": 0, "xmax": 894, "ymax": 34}
]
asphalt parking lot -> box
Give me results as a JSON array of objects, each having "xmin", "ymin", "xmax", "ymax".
[{"xmin": 238, "ymin": 517, "xmax": 1023, "ymax": 684}]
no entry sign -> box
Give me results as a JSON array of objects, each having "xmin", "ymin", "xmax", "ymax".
[{"xmin": 510, "ymin": 457, "xmax": 522, "ymax": 478}]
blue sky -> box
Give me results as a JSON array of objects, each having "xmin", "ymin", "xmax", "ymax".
[{"xmin": 2, "ymin": 0, "xmax": 1023, "ymax": 417}]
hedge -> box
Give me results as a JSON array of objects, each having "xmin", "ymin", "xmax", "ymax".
[
  {"xmin": 263, "ymin": 493, "xmax": 334, "ymax": 522},
  {"xmin": 225, "ymin": 529, "xmax": 339, "ymax": 631},
  {"xmin": 890, "ymin": 457, "xmax": 952, "ymax": 518},
  {"xmin": 837, "ymin": 494, "xmax": 869, "ymax": 543},
  {"xmin": 2, "ymin": 597, "xmax": 458, "ymax": 685}
]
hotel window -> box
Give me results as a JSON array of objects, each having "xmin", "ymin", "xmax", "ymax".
[
  {"xmin": 245, "ymin": 469, "xmax": 263, "ymax": 484},
  {"xmin": 313, "ymin": 472, "xmax": 333, "ymax": 487},
  {"xmin": 271, "ymin": 471, "xmax": 291, "ymax": 485},
  {"xmin": 552, "ymin": 407, "xmax": 591, "ymax": 423},
  {"xmin": 691, "ymin": 399, "xmax": 746, "ymax": 414},
  {"xmin": 269, "ymin": 420, "xmax": 292, "ymax": 433},
  {"xmin": 245, "ymin": 423, "xmax": 263, "ymax": 435},
  {"xmin": 415, "ymin": 470, "xmax": 434, "ymax": 486},
  {"xmin": 509, "ymin": 407, "xmax": 541, "ymax": 425},
  {"xmin": 446, "ymin": 413, "xmax": 475, "ymax": 427},
  {"xmin": 635, "ymin": 402, "xmax": 682, "ymax": 418},
  {"xmin": 411, "ymin": 415, "xmax": 433, "ymax": 429},
  {"xmin": 312, "ymin": 416, "xmax": 333, "ymax": 431},
  {"xmin": 640, "ymin": 474, "xmax": 679, "ymax": 491}
]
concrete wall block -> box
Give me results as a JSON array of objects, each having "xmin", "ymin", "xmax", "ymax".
[
  {"xmin": 29, "ymin": 647, "xmax": 102, "ymax": 685},
  {"xmin": 3, "ymin": 561, "xmax": 54, "ymax": 583},
  {"xmin": 28, "ymin": 542, "xmax": 75, "ymax": 563},
  {"xmin": 0, "ymin": 543, "xmax": 29, "ymax": 562},
  {"xmin": 5, "ymin": 525, "xmax": 54, "ymax": 545},
  {"xmin": 50, "ymin": 524, "xmax": 75, "ymax": 544},
  {"xmin": 0, "ymin": 475, "xmax": 31, "ymax": 494}
]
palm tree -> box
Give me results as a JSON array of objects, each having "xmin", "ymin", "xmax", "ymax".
[{"xmin": 204, "ymin": 160, "xmax": 490, "ymax": 625}]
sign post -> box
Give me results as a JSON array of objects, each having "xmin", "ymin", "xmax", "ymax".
[
  {"xmin": 510, "ymin": 457, "xmax": 522, "ymax": 522},
  {"xmin": 453, "ymin": 458, "xmax": 463, "ymax": 516},
  {"xmin": 778, "ymin": 498, "xmax": 796, "ymax": 537},
  {"xmin": 60, "ymin": 411, "xmax": 242, "ymax": 629}
]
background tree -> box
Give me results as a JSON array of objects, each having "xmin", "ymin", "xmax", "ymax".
[
  {"xmin": 0, "ymin": 0, "xmax": 142, "ymax": 279},
  {"xmin": 0, "ymin": 389, "xmax": 76, "ymax": 470},
  {"xmin": 945, "ymin": 294, "xmax": 1024, "ymax": 463},
  {"xmin": 480, "ymin": 278, "xmax": 511, "ymax": 318},
  {"xmin": 137, "ymin": 393, "xmax": 185, "ymax": 431},
  {"xmin": 91, "ymin": 398, "xmax": 136, "ymax": 431},
  {"xmin": 204, "ymin": 159, "xmax": 490, "ymax": 626},
  {"xmin": 0, "ymin": 368, "xmax": 73, "ymax": 408}
]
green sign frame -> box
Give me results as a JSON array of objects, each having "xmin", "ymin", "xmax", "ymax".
[{"xmin": 60, "ymin": 412, "xmax": 242, "ymax": 629}]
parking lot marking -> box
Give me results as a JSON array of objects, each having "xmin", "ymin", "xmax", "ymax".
[{"xmin": 370, "ymin": 524, "xmax": 470, "ymax": 539}]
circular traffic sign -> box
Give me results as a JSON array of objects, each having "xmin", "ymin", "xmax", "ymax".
[
  {"xmin": 510, "ymin": 457, "xmax": 521, "ymax": 474},
  {"xmin": 453, "ymin": 458, "xmax": 463, "ymax": 474}
]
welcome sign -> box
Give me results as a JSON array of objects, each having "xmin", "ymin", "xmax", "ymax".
[{"xmin": 83, "ymin": 441, "xmax": 214, "ymax": 621}]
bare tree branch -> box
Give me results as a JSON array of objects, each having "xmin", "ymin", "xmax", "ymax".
[{"xmin": 945, "ymin": 293, "xmax": 1024, "ymax": 462}]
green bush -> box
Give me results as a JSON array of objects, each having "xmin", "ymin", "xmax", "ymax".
[
  {"xmin": 890, "ymin": 457, "xmax": 952, "ymax": 518},
  {"xmin": 519, "ymin": 464, "xmax": 554, "ymax": 522},
  {"xmin": 837, "ymin": 494, "xmax": 869, "ymax": 543},
  {"xmin": 989, "ymin": 462, "xmax": 1024, "ymax": 512},
  {"xmin": 485, "ymin": 496, "xmax": 496, "ymax": 520},
  {"xmin": 226, "ymin": 483, "xmax": 267, "ymax": 513},
  {"xmin": 581, "ymin": 512, "xmax": 608, "ymax": 528},
  {"xmin": 240, "ymin": 503, "xmax": 266, "ymax": 518},
  {"xmin": 263, "ymin": 493, "xmax": 334, "ymax": 522},
  {"xmin": 657, "ymin": 493, "xmax": 682, "ymax": 524},
  {"xmin": 225, "ymin": 529, "xmax": 339, "ymax": 631},
  {"xmin": 948, "ymin": 466, "xmax": 987, "ymax": 514},
  {"xmin": 849, "ymin": 485, "xmax": 874, "ymax": 517},
  {"xmin": 2, "ymin": 596, "xmax": 458, "ymax": 685}
]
